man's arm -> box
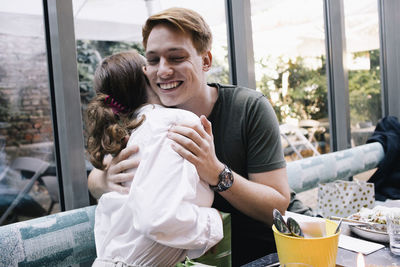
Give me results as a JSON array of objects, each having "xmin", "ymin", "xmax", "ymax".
[
  {"xmin": 220, "ymin": 168, "xmax": 290, "ymax": 225},
  {"xmin": 87, "ymin": 145, "xmax": 140, "ymax": 199},
  {"xmin": 167, "ymin": 115, "xmax": 291, "ymax": 225}
]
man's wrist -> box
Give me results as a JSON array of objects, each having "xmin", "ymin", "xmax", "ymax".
[
  {"xmin": 210, "ymin": 163, "xmax": 226, "ymax": 185},
  {"xmin": 209, "ymin": 164, "xmax": 234, "ymax": 192}
]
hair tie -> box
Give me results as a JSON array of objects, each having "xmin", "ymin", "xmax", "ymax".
[{"xmin": 104, "ymin": 95, "xmax": 129, "ymax": 115}]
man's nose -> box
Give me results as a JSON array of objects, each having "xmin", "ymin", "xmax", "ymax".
[{"xmin": 157, "ymin": 58, "xmax": 173, "ymax": 78}]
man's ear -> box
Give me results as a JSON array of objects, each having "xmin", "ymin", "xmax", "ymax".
[{"xmin": 202, "ymin": 51, "xmax": 212, "ymax": 71}]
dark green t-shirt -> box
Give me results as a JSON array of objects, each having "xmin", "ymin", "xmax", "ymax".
[{"xmin": 208, "ymin": 83, "xmax": 286, "ymax": 265}]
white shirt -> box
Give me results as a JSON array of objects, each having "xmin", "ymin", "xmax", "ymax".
[{"xmin": 94, "ymin": 104, "xmax": 223, "ymax": 267}]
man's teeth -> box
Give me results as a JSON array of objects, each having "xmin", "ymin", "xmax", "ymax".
[{"xmin": 160, "ymin": 82, "xmax": 179, "ymax": 90}]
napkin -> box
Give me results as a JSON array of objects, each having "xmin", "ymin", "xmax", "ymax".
[
  {"xmin": 284, "ymin": 211, "xmax": 327, "ymax": 238},
  {"xmin": 338, "ymin": 235, "xmax": 385, "ymax": 254}
]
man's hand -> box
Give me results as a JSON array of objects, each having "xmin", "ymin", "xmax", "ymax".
[
  {"xmin": 88, "ymin": 144, "xmax": 140, "ymax": 199},
  {"xmin": 167, "ymin": 115, "xmax": 224, "ymax": 186},
  {"xmin": 167, "ymin": 116, "xmax": 290, "ymax": 225}
]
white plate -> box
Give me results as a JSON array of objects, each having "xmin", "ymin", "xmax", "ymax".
[
  {"xmin": 348, "ymin": 201, "xmax": 400, "ymax": 243},
  {"xmin": 350, "ymin": 225, "xmax": 389, "ymax": 243}
]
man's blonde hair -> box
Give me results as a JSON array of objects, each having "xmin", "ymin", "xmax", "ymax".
[{"xmin": 142, "ymin": 7, "xmax": 212, "ymax": 54}]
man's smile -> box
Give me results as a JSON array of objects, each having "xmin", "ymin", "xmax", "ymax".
[{"xmin": 158, "ymin": 81, "xmax": 183, "ymax": 90}]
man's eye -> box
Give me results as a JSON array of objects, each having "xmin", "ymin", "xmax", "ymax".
[
  {"xmin": 171, "ymin": 57, "xmax": 185, "ymax": 62},
  {"xmin": 146, "ymin": 58, "xmax": 159, "ymax": 65}
]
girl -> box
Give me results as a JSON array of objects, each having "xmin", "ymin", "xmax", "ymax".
[{"xmin": 86, "ymin": 51, "xmax": 222, "ymax": 267}]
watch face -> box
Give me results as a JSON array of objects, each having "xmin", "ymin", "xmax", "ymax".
[
  {"xmin": 220, "ymin": 172, "xmax": 232, "ymax": 187},
  {"xmin": 218, "ymin": 167, "xmax": 233, "ymax": 191}
]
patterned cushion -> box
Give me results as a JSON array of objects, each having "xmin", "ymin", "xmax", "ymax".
[
  {"xmin": 0, "ymin": 205, "xmax": 96, "ymax": 266},
  {"xmin": 287, "ymin": 142, "xmax": 384, "ymax": 192}
]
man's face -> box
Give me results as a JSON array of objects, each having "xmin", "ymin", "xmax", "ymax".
[{"xmin": 143, "ymin": 24, "xmax": 208, "ymax": 109}]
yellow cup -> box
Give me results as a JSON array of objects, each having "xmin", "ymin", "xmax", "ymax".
[{"xmin": 272, "ymin": 219, "xmax": 340, "ymax": 267}]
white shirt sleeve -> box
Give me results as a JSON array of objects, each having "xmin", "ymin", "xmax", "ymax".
[{"xmin": 127, "ymin": 110, "xmax": 223, "ymax": 258}]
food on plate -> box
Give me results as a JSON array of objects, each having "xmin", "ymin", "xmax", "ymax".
[
  {"xmin": 351, "ymin": 206, "xmax": 389, "ymax": 224},
  {"xmin": 349, "ymin": 206, "xmax": 400, "ymax": 232}
]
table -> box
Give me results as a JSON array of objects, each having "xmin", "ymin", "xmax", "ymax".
[{"xmin": 241, "ymin": 225, "xmax": 400, "ymax": 267}]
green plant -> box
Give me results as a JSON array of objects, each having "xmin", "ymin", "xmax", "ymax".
[
  {"xmin": 257, "ymin": 56, "xmax": 327, "ymax": 123},
  {"xmin": 76, "ymin": 40, "xmax": 101, "ymax": 106},
  {"xmin": 257, "ymin": 50, "xmax": 381, "ymax": 126},
  {"xmin": 348, "ymin": 49, "xmax": 381, "ymax": 125}
]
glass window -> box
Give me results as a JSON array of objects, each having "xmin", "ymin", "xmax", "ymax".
[
  {"xmin": 0, "ymin": 0, "xmax": 59, "ymax": 225},
  {"xmin": 343, "ymin": 0, "xmax": 381, "ymax": 147},
  {"xmin": 73, "ymin": 0, "xmax": 149, "ymax": 159},
  {"xmin": 250, "ymin": 0, "xmax": 329, "ymax": 161}
]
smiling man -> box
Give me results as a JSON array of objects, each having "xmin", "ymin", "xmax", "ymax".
[
  {"xmin": 88, "ymin": 8, "xmax": 291, "ymax": 265},
  {"xmin": 143, "ymin": 26, "xmax": 212, "ymax": 112}
]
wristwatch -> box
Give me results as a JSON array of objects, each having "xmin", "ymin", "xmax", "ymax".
[{"xmin": 209, "ymin": 165, "xmax": 234, "ymax": 192}]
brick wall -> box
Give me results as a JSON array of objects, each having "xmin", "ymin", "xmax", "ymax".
[{"xmin": 0, "ymin": 33, "xmax": 54, "ymax": 160}]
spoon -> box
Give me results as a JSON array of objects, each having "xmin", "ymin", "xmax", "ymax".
[
  {"xmin": 273, "ymin": 209, "xmax": 291, "ymax": 235},
  {"xmin": 334, "ymin": 218, "xmax": 343, "ymax": 234},
  {"xmin": 287, "ymin": 217, "xmax": 304, "ymax": 237}
]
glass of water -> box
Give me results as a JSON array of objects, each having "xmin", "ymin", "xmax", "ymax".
[{"xmin": 387, "ymin": 210, "xmax": 400, "ymax": 255}]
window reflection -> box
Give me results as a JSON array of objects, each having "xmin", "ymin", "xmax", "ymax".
[
  {"xmin": 250, "ymin": 0, "xmax": 329, "ymax": 161},
  {"xmin": 0, "ymin": 0, "xmax": 59, "ymax": 225},
  {"xmin": 343, "ymin": 0, "xmax": 381, "ymax": 147}
]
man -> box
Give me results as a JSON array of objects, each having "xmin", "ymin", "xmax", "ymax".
[{"xmin": 88, "ymin": 7, "xmax": 291, "ymax": 265}]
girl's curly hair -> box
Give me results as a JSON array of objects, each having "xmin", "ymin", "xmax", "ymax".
[{"xmin": 86, "ymin": 51, "xmax": 148, "ymax": 170}]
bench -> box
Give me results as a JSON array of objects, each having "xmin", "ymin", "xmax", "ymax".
[{"xmin": 0, "ymin": 142, "xmax": 384, "ymax": 266}]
